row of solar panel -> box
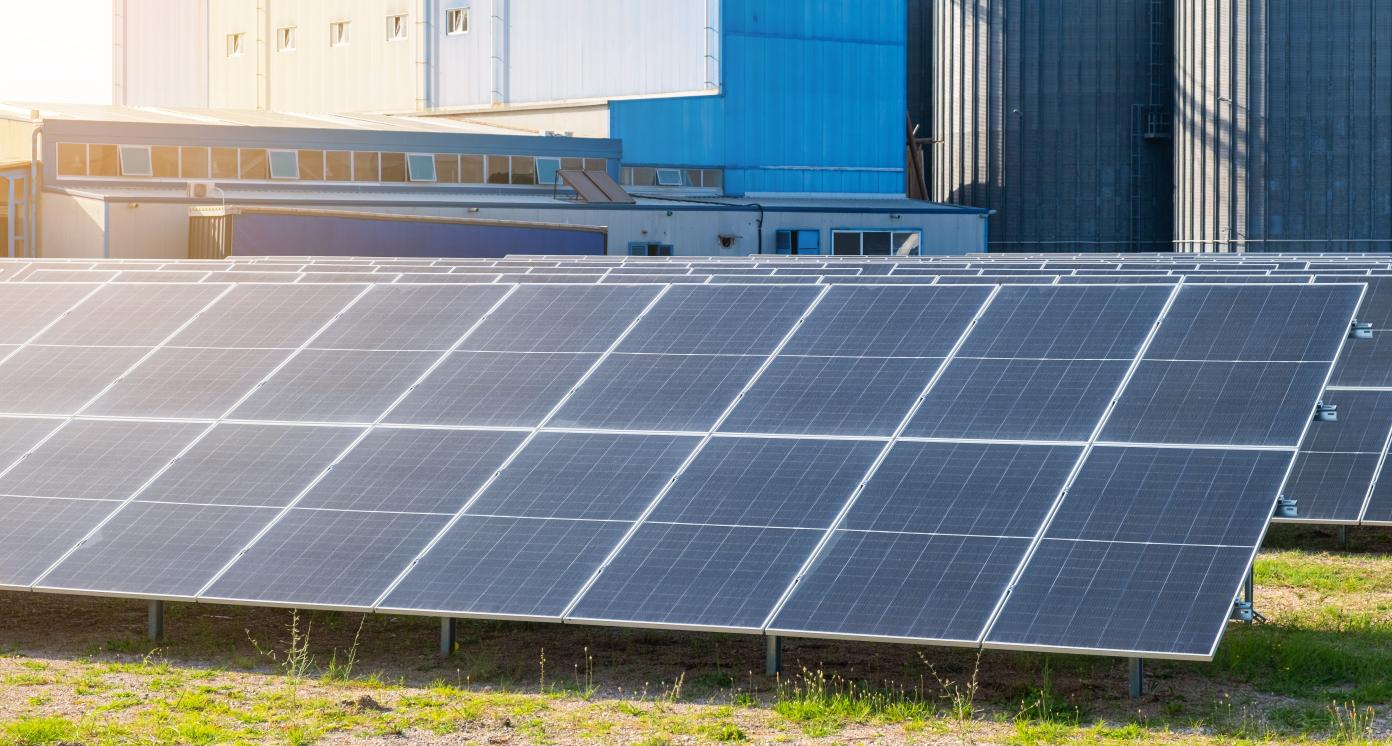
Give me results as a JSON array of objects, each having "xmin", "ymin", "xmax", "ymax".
[{"xmin": 0, "ymin": 278, "xmax": 1361, "ymax": 658}]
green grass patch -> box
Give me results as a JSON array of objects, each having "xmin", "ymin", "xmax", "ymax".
[
  {"xmin": 772, "ymin": 668, "xmax": 935, "ymax": 737},
  {"xmin": 1213, "ymin": 605, "xmax": 1392, "ymax": 702},
  {"xmin": 1, "ymin": 716, "xmax": 77, "ymax": 746},
  {"xmin": 1256, "ymin": 551, "xmax": 1392, "ymax": 594}
]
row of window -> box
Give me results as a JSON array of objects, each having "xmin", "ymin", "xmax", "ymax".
[
  {"xmin": 56, "ymin": 143, "xmax": 606, "ymax": 187},
  {"xmin": 620, "ymin": 166, "xmax": 723, "ymax": 190},
  {"xmin": 231, "ymin": 7, "xmax": 469, "ymax": 56},
  {"xmin": 778, "ymin": 229, "xmax": 924, "ymax": 257},
  {"xmin": 630, "ymin": 231, "xmax": 925, "ymax": 258}
]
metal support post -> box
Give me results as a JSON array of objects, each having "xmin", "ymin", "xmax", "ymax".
[
  {"xmin": 1128, "ymin": 657, "xmax": 1145, "ymax": 698},
  {"xmin": 440, "ymin": 618, "xmax": 457, "ymax": 657},
  {"xmin": 1244, "ymin": 570, "xmax": 1255, "ymax": 623},
  {"xmin": 147, "ymin": 600, "xmax": 164, "ymax": 641},
  {"xmin": 765, "ymin": 635, "xmax": 782, "ymax": 676},
  {"xmin": 1338, "ymin": 525, "xmax": 1349, "ymax": 549}
]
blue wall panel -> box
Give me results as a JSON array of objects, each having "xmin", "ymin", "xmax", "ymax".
[
  {"xmin": 610, "ymin": 0, "xmax": 907, "ymax": 196},
  {"xmin": 232, "ymin": 214, "xmax": 605, "ymax": 258}
]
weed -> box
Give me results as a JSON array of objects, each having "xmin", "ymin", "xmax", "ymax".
[
  {"xmin": 1328, "ymin": 700, "xmax": 1376, "ymax": 743},
  {"xmin": 773, "ymin": 667, "xmax": 935, "ymax": 737},
  {"xmin": 696, "ymin": 720, "xmax": 747, "ymax": 742},
  {"xmin": 2, "ymin": 716, "xmax": 77, "ymax": 746},
  {"xmin": 321, "ymin": 615, "xmax": 366, "ymax": 683}
]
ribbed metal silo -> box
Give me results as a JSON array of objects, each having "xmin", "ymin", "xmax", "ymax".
[
  {"xmin": 1175, "ymin": 0, "xmax": 1392, "ymax": 253},
  {"xmin": 931, "ymin": 0, "xmax": 1174, "ymax": 252}
]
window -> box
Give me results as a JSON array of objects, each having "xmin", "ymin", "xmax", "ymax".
[
  {"xmin": 535, "ymin": 157, "xmax": 561, "ymax": 185},
  {"xmin": 352, "ymin": 151, "xmax": 379, "ymax": 181},
  {"xmin": 629, "ymin": 167, "xmax": 656, "ymax": 187},
  {"xmin": 486, "ymin": 155, "xmax": 511, "ymax": 184},
  {"xmin": 57, "ymin": 144, "xmax": 87, "ymax": 176},
  {"xmin": 702, "ymin": 169, "xmax": 723, "ymax": 190},
  {"xmin": 775, "ymin": 229, "xmax": 822, "ymax": 256},
  {"xmin": 227, "ymin": 33, "xmax": 245, "ymax": 57},
  {"xmin": 655, "ymin": 168, "xmax": 684, "ymax": 187},
  {"xmin": 88, "ymin": 145, "xmax": 119, "ymax": 177},
  {"xmin": 276, "ymin": 26, "xmax": 296, "ymax": 52},
  {"xmin": 239, "ymin": 148, "xmax": 269, "ymax": 180},
  {"xmin": 297, "ymin": 150, "xmax": 325, "ymax": 180},
  {"xmin": 151, "ymin": 146, "xmax": 180, "ymax": 177},
  {"xmin": 118, "ymin": 145, "xmax": 153, "ymax": 176},
  {"xmin": 510, "ymin": 156, "xmax": 537, "ymax": 185},
  {"xmin": 325, "ymin": 151, "xmax": 353, "ymax": 181},
  {"xmin": 180, "ymin": 146, "xmax": 210, "ymax": 179},
  {"xmin": 386, "ymin": 14, "xmax": 407, "ymax": 41},
  {"xmin": 460, "ymin": 155, "xmax": 485, "ymax": 183},
  {"xmin": 330, "ymin": 20, "xmax": 350, "ymax": 47},
  {"xmin": 380, "ymin": 152, "xmax": 407, "ymax": 182},
  {"xmin": 831, "ymin": 230, "xmax": 922, "ymax": 257},
  {"xmin": 269, "ymin": 150, "xmax": 299, "ymax": 179},
  {"xmin": 629, "ymin": 243, "xmax": 674, "ymax": 257},
  {"xmin": 446, "ymin": 7, "xmax": 469, "ymax": 35},
  {"xmin": 407, "ymin": 153, "xmax": 437, "ymax": 182},
  {"xmin": 434, "ymin": 154, "xmax": 460, "ymax": 183},
  {"xmin": 211, "ymin": 147, "xmax": 239, "ymax": 179}
]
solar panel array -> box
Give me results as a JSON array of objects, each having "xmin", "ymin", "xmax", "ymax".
[{"xmin": 0, "ymin": 255, "xmax": 1370, "ymax": 661}]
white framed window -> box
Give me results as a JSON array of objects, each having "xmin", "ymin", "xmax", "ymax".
[
  {"xmin": 406, "ymin": 153, "xmax": 437, "ymax": 182},
  {"xmin": 386, "ymin": 14, "xmax": 408, "ymax": 41},
  {"xmin": 655, "ymin": 168, "xmax": 684, "ymax": 187},
  {"xmin": 268, "ymin": 150, "xmax": 300, "ymax": 180},
  {"xmin": 118, "ymin": 145, "xmax": 153, "ymax": 177},
  {"xmin": 226, "ymin": 32, "xmax": 245, "ymax": 57},
  {"xmin": 831, "ymin": 230, "xmax": 923, "ymax": 257},
  {"xmin": 276, "ymin": 26, "xmax": 296, "ymax": 52},
  {"xmin": 330, "ymin": 20, "xmax": 351, "ymax": 47},
  {"xmin": 446, "ymin": 7, "xmax": 470, "ymax": 35}
]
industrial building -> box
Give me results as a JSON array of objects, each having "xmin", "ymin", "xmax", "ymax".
[
  {"xmin": 114, "ymin": 0, "xmax": 914, "ymax": 197},
  {"xmin": 915, "ymin": 0, "xmax": 1392, "ymax": 254},
  {"xmin": 0, "ymin": 105, "xmax": 986, "ymax": 259}
]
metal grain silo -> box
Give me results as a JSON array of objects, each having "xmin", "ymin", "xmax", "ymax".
[
  {"xmin": 1175, "ymin": 0, "xmax": 1392, "ymax": 252},
  {"xmin": 931, "ymin": 0, "xmax": 1174, "ymax": 252}
]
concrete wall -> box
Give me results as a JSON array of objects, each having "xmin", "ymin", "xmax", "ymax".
[
  {"xmin": 108, "ymin": 202, "xmax": 190, "ymax": 259},
  {"xmin": 115, "ymin": 0, "xmax": 210, "ymax": 107}
]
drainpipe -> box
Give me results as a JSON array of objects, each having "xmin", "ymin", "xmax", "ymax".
[
  {"xmin": 29, "ymin": 111, "xmax": 41, "ymax": 258},
  {"xmin": 489, "ymin": 0, "xmax": 507, "ymax": 105},
  {"xmin": 256, "ymin": 0, "xmax": 269, "ymax": 109},
  {"xmin": 415, "ymin": 0, "xmax": 431, "ymax": 110}
]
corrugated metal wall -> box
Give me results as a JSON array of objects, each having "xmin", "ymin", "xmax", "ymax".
[
  {"xmin": 931, "ymin": 0, "xmax": 1173, "ymax": 252},
  {"xmin": 611, "ymin": 0, "xmax": 908, "ymax": 196},
  {"xmin": 116, "ymin": 0, "xmax": 210, "ymax": 107},
  {"xmin": 1175, "ymin": 0, "xmax": 1392, "ymax": 252}
]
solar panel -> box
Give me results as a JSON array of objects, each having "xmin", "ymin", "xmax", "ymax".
[
  {"xmin": 0, "ymin": 284, "xmax": 100, "ymax": 344},
  {"xmin": 0, "ymin": 346, "xmax": 150, "ymax": 415},
  {"xmin": 0, "ymin": 259, "xmax": 1369, "ymax": 669},
  {"xmin": 0, "ymin": 495, "xmax": 125, "ymax": 588}
]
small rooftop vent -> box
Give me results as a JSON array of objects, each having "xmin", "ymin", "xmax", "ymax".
[{"xmin": 1314, "ymin": 402, "xmax": 1339, "ymax": 423}]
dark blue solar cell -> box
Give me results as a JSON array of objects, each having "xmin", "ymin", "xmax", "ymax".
[
  {"xmin": 1047, "ymin": 447, "xmax": 1291, "ymax": 546},
  {"xmin": 549, "ymin": 353, "xmax": 762, "ymax": 432},
  {"xmin": 1330, "ymin": 333, "xmax": 1392, "ymax": 387},
  {"xmin": 844, "ymin": 442, "xmax": 1080, "ymax": 536},
  {"xmin": 770, "ymin": 532, "xmax": 1029, "ymax": 643},
  {"xmin": 463, "ymin": 285, "xmax": 659, "ymax": 353},
  {"xmin": 1102, "ymin": 361, "xmax": 1330, "ymax": 446},
  {"xmin": 779, "ymin": 286, "xmax": 991, "ymax": 357},
  {"xmin": 311, "ymin": 285, "xmax": 511, "ymax": 351},
  {"xmin": 378, "ymin": 516, "xmax": 631, "ymax": 618},
  {"xmin": 1146, "ymin": 285, "xmax": 1362, "ymax": 362},
  {"xmin": 466, "ymin": 433, "xmax": 698, "ymax": 521},
  {"xmin": 958, "ymin": 286, "xmax": 1170, "ymax": 359},
  {"xmin": 648, "ymin": 437, "xmax": 883, "ymax": 529},
  {"xmin": 907, "ymin": 358, "xmax": 1129, "ymax": 441},
  {"xmin": 37, "ymin": 502, "xmax": 279, "ymax": 597},
  {"xmin": 986, "ymin": 540, "xmax": 1251, "ymax": 657},
  {"xmin": 202, "ymin": 509, "xmax": 450, "ymax": 608},
  {"xmin": 722, "ymin": 356, "xmax": 942, "ymax": 436},
  {"xmin": 295, "ymin": 428, "xmax": 525, "ymax": 514},
  {"xmin": 618, "ymin": 286, "xmax": 820, "ymax": 355},
  {"xmin": 0, "ymin": 495, "xmax": 121, "ymax": 587},
  {"xmin": 386, "ymin": 351, "xmax": 599, "ymax": 428},
  {"xmin": 1283, "ymin": 452, "xmax": 1379, "ymax": 523},
  {"xmin": 1297, "ymin": 390, "xmax": 1392, "ymax": 453},
  {"xmin": 566, "ymin": 523, "xmax": 821, "ymax": 630}
]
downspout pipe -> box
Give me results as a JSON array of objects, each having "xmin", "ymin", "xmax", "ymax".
[{"xmin": 29, "ymin": 112, "xmax": 41, "ymax": 258}]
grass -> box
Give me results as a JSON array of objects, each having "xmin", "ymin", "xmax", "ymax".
[{"xmin": 0, "ymin": 526, "xmax": 1386, "ymax": 744}]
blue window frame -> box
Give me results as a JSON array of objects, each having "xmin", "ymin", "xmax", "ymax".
[{"xmin": 775, "ymin": 229, "xmax": 822, "ymax": 256}]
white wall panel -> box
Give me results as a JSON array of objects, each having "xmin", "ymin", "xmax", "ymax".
[
  {"xmin": 207, "ymin": 0, "xmax": 260, "ymax": 109},
  {"xmin": 117, "ymin": 0, "xmax": 209, "ymax": 107}
]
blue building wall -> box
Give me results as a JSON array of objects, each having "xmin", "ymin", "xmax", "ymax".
[{"xmin": 609, "ymin": 0, "xmax": 907, "ymax": 196}]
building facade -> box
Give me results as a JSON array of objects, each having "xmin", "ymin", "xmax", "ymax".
[{"xmin": 114, "ymin": 0, "xmax": 910, "ymax": 199}]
